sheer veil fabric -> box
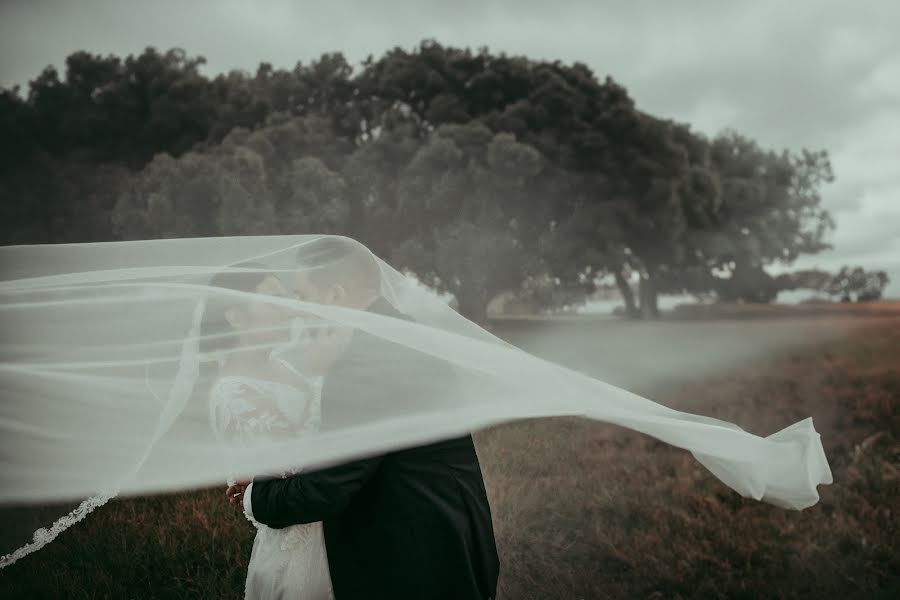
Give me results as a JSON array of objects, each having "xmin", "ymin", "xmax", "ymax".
[{"xmin": 0, "ymin": 235, "xmax": 833, "ymax": 567}]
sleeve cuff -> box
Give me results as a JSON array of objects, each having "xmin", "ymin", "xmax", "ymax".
[{"xmin": 242, "ymin": 482, "xmax": 259, "ymax": 526}]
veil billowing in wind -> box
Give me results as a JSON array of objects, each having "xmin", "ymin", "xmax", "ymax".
[{"xmin": 0, "ymin": 234, "xmax": 832, "ymax": 567}]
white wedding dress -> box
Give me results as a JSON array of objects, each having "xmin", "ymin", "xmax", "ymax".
[{"xmin": 209, "ymin": 360, "xmax": 334, "ymax": 600}]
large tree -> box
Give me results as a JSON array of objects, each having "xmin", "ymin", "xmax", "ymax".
[
  {"xmin": 5, "ymin": 41, "xmax": 842, "ymax": 324},
  {"xmin": 682, "ymin": 132, "xmax": 835, "ymax": 303},
  {"xmin": 387, "ymin": 123, "xmax": 549, "ymax": 323}
]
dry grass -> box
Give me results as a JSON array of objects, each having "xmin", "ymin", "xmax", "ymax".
[
  {"xmin": 2, "ymin": 318, "xmax": 898, "ymax": 599},
  {"xmin": 667, "ymin": 300, "xmax": 900, "ymax": 321},
  {"xmin": 481, "ymin": 319, "xmax": 899, "ymax": 599}
]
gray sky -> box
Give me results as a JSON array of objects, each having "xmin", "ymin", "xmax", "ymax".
[{"xmin": 2, "ymin": 0, "xmax": 898, "ymax": 296}]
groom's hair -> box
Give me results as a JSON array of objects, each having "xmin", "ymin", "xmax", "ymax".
[{"xmin": 295, "ymin": 236, "xmax": 382, "ymax": 298}]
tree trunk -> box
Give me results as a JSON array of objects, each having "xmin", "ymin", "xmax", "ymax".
[
  {"xmin": 455, "ymin": 285, "xmax": 489, "ymax": 326},
  {"xmin": 613, "ymin": 267, "xmax": 639, "ymax": 319},
  {"xmin": 639, "ymin": 269, "xmax": 660, "ymax": 319}
]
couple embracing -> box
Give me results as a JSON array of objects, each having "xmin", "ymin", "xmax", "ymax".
[{"xmin": 205, "ymin": 236, "xmax": 499, "ymax": 600}]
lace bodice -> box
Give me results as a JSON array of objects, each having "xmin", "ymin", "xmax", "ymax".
[
  {"xmin": 209, "ymin": 373, "xmax": 322, "ymax": 444},
  {"xmin": 208, "ymin": 359, "xmax": 323, "ymax": 480}
]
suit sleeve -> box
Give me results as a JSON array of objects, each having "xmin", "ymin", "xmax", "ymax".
[{"xmin": 249, "ymin": 453, "xmax": 384, "ymax": 528}]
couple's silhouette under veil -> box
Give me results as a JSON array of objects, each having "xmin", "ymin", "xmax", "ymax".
[
  {"xmin": 207, "ymin": 236, "xmax": 500, "ymax": 600},
  {"xmin": 0, "ymin": 234, "xmax": 832, "ymax": 599}
]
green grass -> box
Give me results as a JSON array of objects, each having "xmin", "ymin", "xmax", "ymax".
[{"xmin": 2, "ymin": 319, "xmax": 898, "ymax": 599}]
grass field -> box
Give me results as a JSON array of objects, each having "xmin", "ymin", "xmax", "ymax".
[{"xmin": 2, "ymin": 311, "xmax": 898, "ymax": 599}]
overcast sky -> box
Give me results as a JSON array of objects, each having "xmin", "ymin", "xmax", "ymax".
[{"xmin": 2, "ymin": 0, "xmax": 898, "ymax": 296}]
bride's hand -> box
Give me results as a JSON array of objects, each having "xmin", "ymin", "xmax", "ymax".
[
  {"xmin": 302, "ymin": 324, "xmax": 353, "ymax": 375},
  {"xmin": 226, "ymin": 479, "xmax": 251, "ymax": 507}
]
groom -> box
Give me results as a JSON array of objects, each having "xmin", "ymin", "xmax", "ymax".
[{"xmin": 228, "ymin": 237, "xmax": 500, "ymax": 600}]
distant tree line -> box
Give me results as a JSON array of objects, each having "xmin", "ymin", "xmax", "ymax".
[
  {"xmin": 774, "ymin": 267, "xmax": 890, "ymax": 303},
  {"xmin": 0, "ymin": 42, "xmax": 888, "ymax": 322}
]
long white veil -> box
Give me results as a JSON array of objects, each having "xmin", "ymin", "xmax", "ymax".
[{"xmin": 0, "ymin": 234, "xmax": 832, "ymax": 567}]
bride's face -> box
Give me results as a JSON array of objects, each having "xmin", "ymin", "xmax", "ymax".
[
  {"xmin": 232, "ymin": 275, "xmax": 292, "ymax": 344},
  {"xmin": 292, "ymin": 271, "xmax": 327, "ymax": 305}
]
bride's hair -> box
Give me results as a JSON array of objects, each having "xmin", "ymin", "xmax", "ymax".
[
  {"xmin": 295, "ymin": 236, "xmax": 382, "ymax": 299},
  {"xmin": 199, "ymin": 261, "xmax": 273, "ymax": 358}
]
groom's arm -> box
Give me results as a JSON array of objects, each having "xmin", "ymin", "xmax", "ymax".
[{"xmin": 247, "ymin": 454, "xmax": 384, "ymax": 528}]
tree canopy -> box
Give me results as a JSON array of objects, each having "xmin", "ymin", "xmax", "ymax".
[{"xmin": 1, "ymin": 41, "xmax": 862, "ymax": 322}]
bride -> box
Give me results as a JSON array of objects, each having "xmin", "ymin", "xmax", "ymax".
[{"xmin": 203, "ymin": 263, "xmax": 334, "ymax": 600}]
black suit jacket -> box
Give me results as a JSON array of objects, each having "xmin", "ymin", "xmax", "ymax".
[{"xmin": 249, "ymin": 297, "xmax": 500, "ymax": 600}]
